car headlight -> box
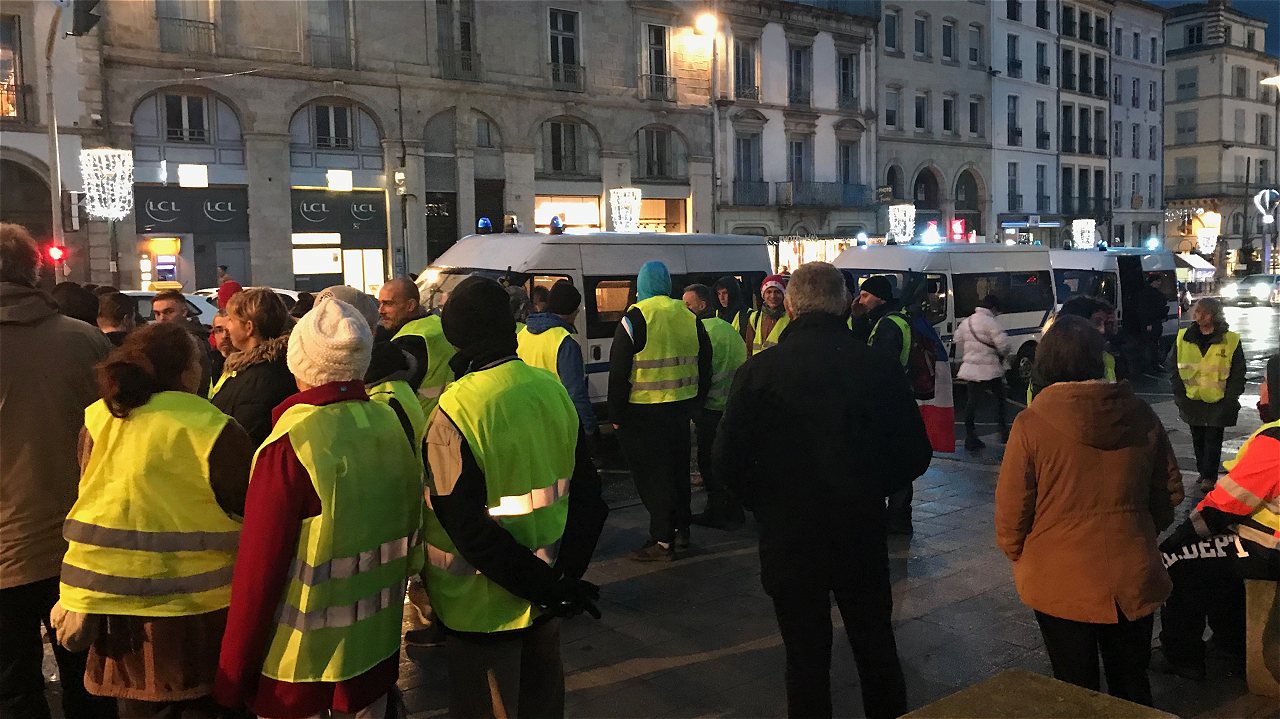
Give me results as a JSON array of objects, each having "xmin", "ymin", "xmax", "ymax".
[
  {"xmin": 1222, "ymin": 283, "xmax": 1239, "ymax": 297},
  {"xmin": 1251, "ymin": 284, "xmax": 1270, "ymax": 299}
]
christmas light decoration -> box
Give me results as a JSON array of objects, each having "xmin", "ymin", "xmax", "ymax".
[
  {"xmin": 1071, "ymin": 219, "xmax": 1096, "ymax": 248},
  {"xmin": 888, "ymin": 203, "xmax": 915, "ymax": 243},
  {"xmin": 609, "ymin": 188, "xmax": 643, "ymax": 232},
  {"xmin": 79, "ymin": 149, "xmax": 134, "ymax": 220}
]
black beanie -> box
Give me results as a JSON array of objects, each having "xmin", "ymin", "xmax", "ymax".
[
  {"xmin": 441, "ymin": 276, "xmax": 516, "ymax": 375},
  {"xmin": 861, "ymin": 275, "xmax": 894, "ymax": 302},
  {"xmin": 546, "ymin": 280, "xmax": 582, "ymax": 315}
]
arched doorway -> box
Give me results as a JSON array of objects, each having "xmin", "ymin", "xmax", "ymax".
[
  {"xmin": 913, "ymin": 168, "xmax": 942, "ymax": 238},
  {"xmin": 954, "ymin": 170, "xmax": 983, "ymax": 241},
  {"xmin": 0, "ymin": 160, "xmax": 51, "ymax": 239}
]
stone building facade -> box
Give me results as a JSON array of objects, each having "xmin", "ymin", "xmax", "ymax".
[{"xmin": 1108, "ymin": 0, "xmax": 1166, "ymax": 247}]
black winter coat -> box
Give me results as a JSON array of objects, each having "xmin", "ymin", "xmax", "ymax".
[{"xmin": 211, "ymin": 334, "xmax": 297, "ymax": 446}]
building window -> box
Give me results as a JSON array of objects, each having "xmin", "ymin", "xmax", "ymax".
[
  {"xmin": 942, "ymin": 21, "xmax": 955, "ymax": 61},
  {"xmin": 787, "ymin": 135, "xmax": 812, "ymax": 182},
  {"xmin": 1131, "ymin": 124, "xmax": 1139, "ymax": 159},
  {"xmin": 914, "ymin": 15, "xmax": 929, "ymax": 57},
  {"xmin": 0, "ymin": 15, "xmax": 23, "ymax": 120},
  {"xmin": 1224, "ymin": 24, "xmax": 1232, "ymax": 45},
  {"xmin": 1232, "ymin": 66, "xmax": 1247, "ymax": 98},
  {"xmin": 942, "ymin": 97, "xmax": 955, "ymax": 133},
  {"xmin": 1131, "ymin": 78, "xmax": 1139, "ymax": 107},
  {"xmin": 545, "ymin": 120, "xmax": 582, "ymax": 173},
  {"xmin": 1174, "ymin": 68, "xmax": 1197, "ymax": 101},
  {"xmin": 165, "ymin": 94, "xmax": 208, "ymax": 143},
  {"xmin": 1174, "ymin": 111, "xmax": 1197, "ymax": 144},
  {"xmin": 1131, "ymin": 173, "xmax": 1139, "ymax": 200},
  {"xmin": 1114, "ymin": 27, "xmax": 1123, "ymax": 55},
  {"xmin": 1062, "ymin": 48, "xmax": 1074, "ymax": 89},
  {"xmin": 733, "ymin": 38, "xmax": 758, "ymax": 99},
  {"xmin": 1247, "ymin": 30, "xmax": 1257, "ymax": 50},
  {"xmin": 1174, "ymin": 157, "xmax": 1196, "ymax": 186},
  {"xmin": 1234, "ymin": 108, "xmax": 1246, "ymax": 142},
  {"xmin": 1007, "ymin": 162, "xmax": 1019, "ymax": 209},
  {"xmin": 788, "ymin": 44, "xmax": 812, "ymax": 105},
  {"xmin": 549, "ymin": 9, "xmax": 581, "ymax": 87},
  {"xmin": 1112, "ymin": 74, "xmax": 1121, "ymax": 104},
  {"xmin": 969, "ymin": 98, "xmax": 982, "ymax": 136},
  {"xmin": 1148, "ymin": 174, "xmax": 1155, "ymax": 206},
  {"xmin": 1260, "ymin": 159, "xmax": 1271, "ymax": 186},
  {"xmin": 1035, "ymin": 100, "xmax": 1047, "ymax": 148},
  {"xmin": 1062, "ymin": 6, "xmax": 1076, "ymax": 37},
  {"xmin": 643, "ymin": 24, "xmax": 672, "ymax": 99},
  {"xmin": 1036, "ymin": 164, "xmax": 1047, "ymax": 210},
  {"xmin": 885, "ymin": 89, "xmax": 901, "ymax": 128},
  {"xmin": 1261, "ymin": 114, "xmax": 1273, "ymax": 146},
  {"xmin": 838, "ymin": 53, "xmax": 859, "ymax": 107},
  {"xmin": 1132, "ymin": 31, "xmax": 1139, "ymax": 60},
  {"xmin": 1185, "ymin": 23, "xmax": 1203, "ymax": 46},
  {"xmin": 914, "ymin": 93, "xmax": 928, "ymax": 131},
  {"xmin": 1006, "ymin": 34, "xmax": 1021, "ymax": 78},
  {"xmin": 1007, "ymin": 0, "xmax": 1021, "ymax": 22},
  {"xmin": 1148, "ymin": 126, "xmax": 1157, "ymax": 160},
  {"xmin": 968, "ymin": 25, "xmax": 982, "ymax": 64},
  {"xmin": 734, "ymin": 132, "xmax": 761, "ymax": 181},
  {"xmin": 1112, "ymin": 172, "xmax": 1121, "ymax": 201},
  {"xmin": 476, "ymin": 117, "xmax": 494, "ymax": 147},
  {"xmin": 1036, "ymin": 41, "xmax": 1048, "ymax": 83},
  {"xmin": 1113, "ymin": 121, "xmax": 1122, "ymax": 157},
  {"xmin": 1007, "ymin": 95, "xmax": 1020, "ymax": 146},
  {"xmin": 1150, "ymin": 37, "xmax": 1158, "ymax": 63},
  {"xmin": 636, "ymin": 127, "xmax": 681, "ymax": 179},
  {"xmin": 884, "ymin": 9, "xmax": 901, "ymax": 52},
  {"xmin": 1035, "ymin": 0, "xmax": 1049, "ymax": 29},
  {"xmin": 1148, "ymin": 81, "xmax": 1156, "ymax": 111},
  {"xmin": 839, "ymin": 142, "xmax": 860, "ymax": 185}
]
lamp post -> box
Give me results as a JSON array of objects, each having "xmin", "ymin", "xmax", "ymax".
[
  {"xmin": 696, "ymin": 10, "xmax": 719, "ymax": 232},
  {"xmin": 44, "ymin": 6, "xmax": 64, "ymax": 273}
]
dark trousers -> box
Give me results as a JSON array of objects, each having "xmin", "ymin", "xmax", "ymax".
[
  {"xmin": 1190, "ymin": 425, "xmax": 1226, "ymax": 480},
  {"xmin": 1034, "ymin": 610, "xmax": 1155, "ymax": 707},
  {"xmin": 767, "ymin": 534, "xmax": 907, "ymax": 719},
  {"xmin": 963, "ymin": 378, "xmax": 1007, "ymax": 436},
  {"xmin": 445, "ymin": 618, "xmax": 563, "ymax": 719},
  {"xmin": 693, "ymin": 409, "xmax": 742, "ymax": 523},
  {"xmin": 0, "ymin": 577, "xmax": 117, "ymax": 719},
  {"xmin": 1159, "ymin": 541, "xmax": 1246, "ymax": 668},
  {"xmin": 618, "ymin": 404, "xmax": 692, "ymax": 543},
  {"xmin": 886, "ymin": 485, "xmax": 912, "ymax": 524}
]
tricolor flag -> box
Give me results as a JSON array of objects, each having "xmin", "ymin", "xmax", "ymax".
[{"xmin": 911, "ymin": 315, "xmax": 955, "ymax": 453}]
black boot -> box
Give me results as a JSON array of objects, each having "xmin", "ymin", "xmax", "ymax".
[{"xmin": 965, "ymin": 432, "xmax": 986, "ymax": 452}]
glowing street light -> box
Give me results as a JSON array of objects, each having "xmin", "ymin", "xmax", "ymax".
[{"xmin": 695, "ymin": 12, "xmax": 717, "ymax": 35}]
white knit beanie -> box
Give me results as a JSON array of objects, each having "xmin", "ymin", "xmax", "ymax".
[{"xmin": 287, "ymin": 297, "xmax": 373, "ymax": 387}]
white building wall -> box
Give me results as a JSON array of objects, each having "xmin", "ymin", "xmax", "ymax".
[{"xmin": 1109, "ymin": 0, "xmax": 1166, "ymax": 247}]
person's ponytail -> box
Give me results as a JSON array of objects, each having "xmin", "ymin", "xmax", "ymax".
[{"xmin": 96, "ymin": 323, "xmax": 198, "ymax": 418}]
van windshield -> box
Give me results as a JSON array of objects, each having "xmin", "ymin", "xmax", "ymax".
[
  {"xmin": 418, "ymin": 268, "xmax": 531, "ymax": 310},
  {"xmin": 1053, "ymin": 269, "xmax": 1118, "ymax": 306}
]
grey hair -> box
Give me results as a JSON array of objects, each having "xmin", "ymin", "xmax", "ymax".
[
  {"xmin": 784, "ymin": 262, "xmax": 849, "ymax": 317},
  {"xmin": 1193, "ymin": 296, "xmax": 1228, "ymax": 333},
  {"xmin": 0, "ymin": 223, "xmax": 41, "ymax": 287}
]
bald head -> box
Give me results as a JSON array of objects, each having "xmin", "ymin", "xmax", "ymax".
[{"xmin": 377, "ymin": 277, "xmax": 424, "ymax": 332}]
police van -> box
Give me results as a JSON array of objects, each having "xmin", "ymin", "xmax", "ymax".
[
  {"xmin": 1049, "ymin": 248, "xmax": 1180, "ymax": 351},
  {"xmin": 415, "ymin": 232, "xmax": 772, "ymax": 404},
  {"xmin": 833, "ymin": 244, "xmax": 1056, "ymax": 385}
]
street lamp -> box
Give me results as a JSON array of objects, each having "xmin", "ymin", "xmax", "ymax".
[{"xmin": 695, "ymin": 12, "xmax": 718, "ymax": 36}]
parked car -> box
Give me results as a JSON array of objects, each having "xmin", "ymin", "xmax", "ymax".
[
  {"xmin": 125, "ymin": 291, "xmax": 219, "ymax": 329},
  {"xmin": 194, "ymin": 286, "xmax": 300, "ymax": 311},
  {"xmin": 1221, "ymin": 274, "xmax": 1280, "ymax": 307}
]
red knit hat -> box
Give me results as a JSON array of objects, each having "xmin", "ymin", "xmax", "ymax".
[
  {"xmin": 761, "ymin": 274, "xmax": 787, "ymax": 294},
  {"xmin": 216, "ymin": 280, "xmax": 244, "ymax": 309}
]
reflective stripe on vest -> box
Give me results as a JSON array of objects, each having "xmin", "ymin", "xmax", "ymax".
[
  {"xmin": 703, "ymin": 316, "xmax": 747, "ymax": 411},
  {"xmin": 1175, "ymin": 328, "xmax": 1241, "ymax": 403},
  {"xmin": 750, "ymin": 310, "xmax": 790, "ymax": 352},
  {"xmin": 60, "ymin": 393, "xmax": 239, "ymax": 617},
  {"xmin": 869, "ymin": 312, "xmax": 911, "ymax": 368},
  {"xmin": 394, "ymin": 315, "xmax": 457, "ymax": 419},
  {"xmin": 425, "ymin": 360, "xmax": 578, "ymax": 633},
  {"xmin": 629, "ymin": 297, "xmax": 701, "ymax": 404},
  {"xmin": 1218, "ymin": 420, "xmax": 1280, "ymax": 544},
  {"xmin": 257, "ymin": 399, "xmax": 425, "ymax": 683}
]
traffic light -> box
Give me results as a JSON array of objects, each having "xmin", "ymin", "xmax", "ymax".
[
  {"xmin": 70, "ymin": 0, "xmax": 101, "ymax": 37},
  {"xmin": 46, "ymin": 244, "xmax": 67, "ymax": 265}
]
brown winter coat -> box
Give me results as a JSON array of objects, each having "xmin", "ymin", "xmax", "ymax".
[
  {"xmin": 995, "ymin": 381, "xmax": 1184, "ymax": 624},
  {"xmin": 0, "ymin": 283, "xmax": 111, "ymax": 589}
]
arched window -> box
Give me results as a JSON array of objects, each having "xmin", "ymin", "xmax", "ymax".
[
  {"xmin": 633, "ymin": 126, "xmax": 688, "ymax": 180},
  {"xmin": 132, "ymin": 90, "xmax": 244, "ymax": 166},
  {"xmin": 886, "ymin": 166, "xmax": 904, "ymax": 199},
  {"xmin": 537, "ymin": 117, "xmax": 600, "ymax": 177}
]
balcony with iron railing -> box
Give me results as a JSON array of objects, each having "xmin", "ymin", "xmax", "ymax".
[
  {"xmin": 1097, "ymin": 28, "xmax": 1108, "ymax": 48},
  {"xmin": 1008, "ymin": 59, "xmax": 1023, "ymax": 79},
  {"xmin": 1062, "ymin": 73, "xmax": 1076, "ymax": 91},
  {"xmin": 1008, "ymin": 193, "xmax": 1024, "ymax": 211},
  {"xmin": 788, "ymin": 83, "xmax": 811, "ymax": 107},
  {"xmin": 641, "ymin": 74, "xmax": 677, "ymax": 102},
  {"xmin": 842, "ymin": 183, "xmax": 872, "ymax": 207},
  {"xmin": 1061, "ymin": 197, "xmax": 1109, "ymax": 216},
  {"xmin": 1165, "ymin": 181, "xmax": 1256, "ymax": 201},
  {"xmin": 166, "ymin": 126, "xmax": 208, "ymax": 143},
  {"xmin": 1095, "ymin": 78, "xmax": 1107, "ymax": 97},
  {"xmin": 1061, "ymin": 135, "xmax": 1076, "ymax": 153},
  {"xmin": 550, "ymin": 63, "xmax": 585, "ymax": 92},
  {"xmin": 440, "ymin": 50, "xmax": 481, "ymax": 81},
  {"xmin": 158, "ymin": 17, "xmax": 216, "ymax": 55},
  {"xmin": 1095, "ymin": 139, "xmax": 1107, "ymax": 156},
  {"xmin": 1037, "ymin": 194, "xmax": 1050, "ymax": 212},
  {"xmin": 736, "ymin": 84, "xmax": 759, "ymax": 101},
  {"xmin": 1037, "ymin": 65, "xmax": 1050, "ymax": 84},
  {"xmin": 1008, "ymin": 126, "xmax": 1023, "ymax": 147},
  {"xmin": 1080, "ymin": 22, "xmax": 1092, "ymax": 42},
  {"xmin": 838, "ymin": 91, "xmax": 859, "ymax": 110},
  {"xmin": 1036, "ymin": 130, "xmax": 1050, "ymax": 149},
  {"xmin": 777, "ymin": 180, "xmax": 841, "ymax": 206},
  {"xmin": 1037, "ymin": 10, "xmax": 1051, "ymax": 29},
  {"xmin": 308, "ymin": 33, "xmax": 354, "ymax": 69},
  {"xmin": 0, "ymin": 82, "xmax": 30, "ymax": 121},
  {"xmin": 733, "ymin": 180, "xmax": 769, "ymax": 206},
  {"xmin": 1080, "ymin": 71, "xmax": 1092, "ymax": 92},
  {"xmin": 1063, "ymin": 18, "xmax": 1076, "ymax": 37}
]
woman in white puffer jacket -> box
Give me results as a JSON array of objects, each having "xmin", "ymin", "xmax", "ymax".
[{"xmin": 956, "ymin": 294, "xmax": 1012, "ymax": 451}]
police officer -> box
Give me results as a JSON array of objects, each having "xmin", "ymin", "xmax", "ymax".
[
  {"xmin": 423, "ymin": 276, "xmax": 607, "ymax": 718},
  {"xmin": 684, "ymin": 284, "xmax": 748, "ymax": 530},
  {"xmin": 1169, "ymin": 297, "xmax": 1246, "ymax": 493},
  {"xmin": 608, "ymin": 261, "xmax": 712, "ymax": 561},
  {"xmin": 379, "ymin": 277, "xmax": 458, "ymax": 420}
]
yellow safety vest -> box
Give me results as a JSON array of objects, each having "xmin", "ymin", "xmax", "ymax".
[
  {"xmin": 394, "ymin": 314, "xmax": 457, "ymax": 420},
  {"xmin": 257, "ymin": 398, "xmax": 424, "ymax": 683},
  {"xmin": 61, "ymin": 392, "xmax": 240, "ymax": 617},
  {"xmin": 367, "ymin": 378, "xmax": 428, "ymax": 456},
  {"xmin": 424, "ymin": 360, "xmax": 578, "ymax": 633},
  {"xmin": 870, "ymin": 312, "xmax": 912, "ymax": 368},
  {"xmin": 517, "ymin": 325, "xmax": 572, "ymax": 375},
  {"xmin": 750, "ymin": 310, "xmax": 790, "ymax": 353},
  {"xmin": 1176, "ymin": 328, "xmax": 1241, "ymax": 403},
  {"xmin": 628, "ymin": 296, "xmax": 701, "ymax": 404},
  {"xmin": 208, "ymin": 370, "xmax": 234, "ymax": 400},
  {"xmin": 703, "ymin": 317, "xmax": 746, "ymax": 412}
]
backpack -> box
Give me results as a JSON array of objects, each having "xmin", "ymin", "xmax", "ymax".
[{"xmin": 903, "ymin": 312, "xmax": 941, "ymax": 401}]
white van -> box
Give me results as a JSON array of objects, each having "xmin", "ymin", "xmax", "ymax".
[
  {"xmin": 833, "ymin": 244, "xmax": 1055, "ymax": 384},
  {"xmin": 1048, "ymin": 248, "xmax": 1179, "ymax": 345},
  {"xmin": 415, "ymin": 232, "xmax": 772, "ymax": 406}
]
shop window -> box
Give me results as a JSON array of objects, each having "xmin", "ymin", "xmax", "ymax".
[
  {"xmin": 1, "ymin": 15, "xmax": 24, "ymax": 120},
  {"xmin": 165, "ymin": 94, "xmax": 207, "ymax": 142},
  {"xmin": 314, "ymin": 104, "xmax": 352, "ymax": 149},
  {"xmin": 292, "ymin": 247, "xmax": 343, "ymax": 275},
  {"xmin": 534, "ymin": 195, "xmax": 599, "ymax": 232}
]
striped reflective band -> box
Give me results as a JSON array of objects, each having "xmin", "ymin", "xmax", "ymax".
[
  {"xmin": 1237, "ymin": 525, "xmax": 1280, "ymax": 549},
  {"xmin": 1191, "ymin": 511, "xmax": 1211, "ymax": 537},
  {"xmin": 759, "ymin": 340, "xmax": 777, "ymax": 348},
  {"xmin": 64, "ymin": 518, "xmax": 239, "ymax": 553},
  {"xmin": 418, "ymin": 385, "xmax": 444, "ymax": 399},
  {"xmin": 289, "ymin": 531, "xmax": 421, "ymax": 586},
  {"xmin": 631, "ymin": 376, "xmax": 698, "ymax": 392},
  {"xmin": 60, "ymin": 562, "xmax": 232, "ymax": 596},
  {"xmin": 428, "ymin": 540, "xmax": 561, "ymax": 577},
  {"xmin": 488, "ymin": 478, "xmax": 570, "ymax": 517},
  {"xmin": 275, "ymin": 581, "xmax": 404, "ymax": 632},
  {"xmin": 633, "ymin": 355, "xmax": 697, "ymax": 370},
  {"xmin": 1216, "ymin": 477, "xmax": 1276, "ymax": 513}
]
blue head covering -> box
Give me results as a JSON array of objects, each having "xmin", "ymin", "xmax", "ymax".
[{"xmin": 636, "ymin": 261, "xmax": 671, "ymax": 301}]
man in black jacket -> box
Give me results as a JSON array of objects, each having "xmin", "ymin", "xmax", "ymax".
[{"xmin": 714, "ymin": 261, "xmax": 932, "ymax": 719}]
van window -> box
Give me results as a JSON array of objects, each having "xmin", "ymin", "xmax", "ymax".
[
  {"xmin": 844, "ymin": 269, "xmax": 947, "ymax": 326},
  {"xmin": 954, "ymin": 270, "xmax": 1053, "ymax": 317},
  {"xmin": 585, "ymin": 277, "xmax": 636, "ymax": 339},
  {"xmin": 1053, "ymin": 269, "xmax": 1118, "ymax": 306}
]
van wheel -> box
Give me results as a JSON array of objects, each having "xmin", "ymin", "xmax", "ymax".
[{"xmin": 1014, "ymin": 343, "xmax": 1036, "ymax": 387}]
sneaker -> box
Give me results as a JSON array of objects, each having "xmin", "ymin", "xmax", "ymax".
[
  {"xmin": 964, "ymin": 435, "xmax": 986, "ymax": 452},
  {"xmin": 674, "ymin": 528, "xmax": 691, "ymax": 550},
  {"xmin": 1149, "ymin": 652, "xmax": 1206, "ymax": 681},
  {"xmin": 404, "ymin": 627, "xmax": 446, "ymax": 647},
  {"xmin": 631, "ymin": 540, "xmax": 676, "ymax": 562}
]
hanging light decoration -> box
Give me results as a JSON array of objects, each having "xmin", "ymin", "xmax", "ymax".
[
  {"xmin": 1071, "ymin": 219, "xmax": 1096, "ymax": 249},
  {"xmin": 609, "ymin": 187, "xmax": 643, "ymax": 233},
  {"xmin": 888, "ymin": 203, "xmax": 916, "ymax": 244},
  {"xmin": 80, "ymin": 149, "xmax": 134, "ymax": 221}
]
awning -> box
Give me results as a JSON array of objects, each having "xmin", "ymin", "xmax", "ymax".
[{"xmin": 1175, "ymin": 252, "xmax": 1216, "ymax": 279}]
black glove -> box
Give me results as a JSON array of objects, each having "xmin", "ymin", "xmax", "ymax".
[
  {"xmin": 1159, "ymin": 520, "xmax": 1198, "ymax": 555},
  {"xmin": 539, "ymin": 576, "xmax": 601, "ymax": 620}
]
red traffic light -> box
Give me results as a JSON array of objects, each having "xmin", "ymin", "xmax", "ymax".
[{"xmin": 46, "ymin": 245, "xmax": 67, "ymax": 263}]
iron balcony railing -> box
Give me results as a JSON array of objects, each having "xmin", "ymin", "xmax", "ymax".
[
  {"xmin": 777, "ymin": 181, "xmax": 841, "ymax": 206},
  {"xmin": 1063, "ymin": 73, "xmax": 1076, "ymax": 91},
  {"xmin": 550, "ymin": 63, "xmax": 585, "ymax": 92},
  {"xmin": 440, "ymin": 50, "xmax": 481, "ymax": 81},
  {"xmin": 1062, "ymin": 197, "xmax": 1109, "ymax": 216},
  {"xmin": 1165, "ymin": 181, "xmax": 1256, "ymax": 200},
  {"xmin": 1037, "ymin": 9, "xmax": 1051, "ymax": 29},
  {"xmin": 1097, "ymin": 28, "xmax": 1108, "ymax": 48},
  {"xmin": 0, "ymin": 82, "xmax": 30, "ymax": 121},
  {"xmin": 1037, "ymin": 194, "xmax": 1050, "ymax": 212},
  {"xmin": 838, "ymin": 91, "xmax": 859, "ymax": 110},
  {"xmin": 1061, "ymin": 135, "xmax": 1076, "ymax": 153},
  {"xmin": 1037, "ymin": 65, "xmax": 1051, "ymax": 84},
  {"xmin": 842, "ymin": 183, "xmax": 873, "ymax": 207},
  {"xmin": 166, "ymin": 126, "xmax": 208, "ymax": 143},
  {"xmin": 736, "ymin": 84, "xmax": 760, "ymax": 101},
  {"xmin": 1009, "ymin": 126, "xmax": 1023, "ymax": 146},
  {"xmin": 1008, "ymin": 59, "xmax": 1023, "ymax": 79},
  {"xmin": 158, "ymin": 17, "xmax": 216, "ymax": 55},
  {"xmin": 1036, "ymin": 130, "xmax": 1051, "ymax": 149},
  {"xmin": 733, "ymin": 180, "xmax": 769, "ymax": 206},
  {"xmin": 1008, "ymin": 193, "xmax": 1024, "ymax": 211},
  {"xmin": 309, "ymin": 33, "xmax": 355, "ymax": 69},
  {"xmin": 1095, "ymin": 78, "xmax": 1107, "ymax": 97},
  {"xmin": 788, "ymin": 84, "xmax": 812, "ymax": 106},
  {"xmin": 1095, "ymin": 139, "xmax": 1107, "ymax": 156},
  {"xmin": 642, "ymin": 74, "xmax": 677, "ymax": 102}
]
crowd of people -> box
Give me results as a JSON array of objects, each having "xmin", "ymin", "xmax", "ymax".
[{"xmin": 2, "ymin": 215, "xmax": 1277, "ymax": 719}]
